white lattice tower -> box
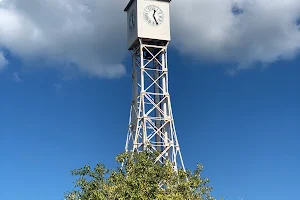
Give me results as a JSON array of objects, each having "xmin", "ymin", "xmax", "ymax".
[{"xmin": 124, "ymin": 0, "xmax": 185, "ymax": 171}]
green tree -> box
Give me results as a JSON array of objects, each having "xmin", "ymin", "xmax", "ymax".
[{"xmin": 66, "ymin": 151, "xmax": 218, "ymax": 200}]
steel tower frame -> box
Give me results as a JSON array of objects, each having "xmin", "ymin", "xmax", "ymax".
[{"xmin": 125, "ymin": 38, "xmax": 185, "ymax": 171}]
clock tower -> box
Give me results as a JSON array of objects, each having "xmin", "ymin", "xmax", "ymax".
[
  {"xmin": 125, "ymin": 0, "xmax": 171, "ymax": 49},
  {"xmin": 124, "ymin": 0, "xmax": 185, "ymax": 171}
]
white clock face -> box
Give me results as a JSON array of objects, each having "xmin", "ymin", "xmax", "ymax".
[
  {"xmin": 129, "ymin": 9, "xmax": 136, "ymax": 30},
  {"xmin": 143, "ymin": 5, "xmax": 164, "ymax": 26}
]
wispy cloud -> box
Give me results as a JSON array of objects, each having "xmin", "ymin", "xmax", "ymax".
[
  {"xmin": 53, "ymin": 84, "xmax": 61, "ymax": 92},
  {"xmin": 13, "ymin": 72, "xmax": 22, "ymax": 82},
  {"xmin": 0, "ymin": 51, "xmax": 7, "ymax": 71}
]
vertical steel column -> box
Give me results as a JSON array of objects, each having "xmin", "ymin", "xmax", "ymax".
[{"xmin": 126, "ymin": 40, "xmax": 185, "ymax": 171}]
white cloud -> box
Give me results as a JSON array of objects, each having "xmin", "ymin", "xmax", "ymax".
[
  {"xmin": 0, "ymin": 51, "xmax": 7, "ymax": 70},
  {"xmin": 171, "ymin": 0, "xmax": 300, "ymax": 71},
  {"xmin": 0, "ymin": 0, "xmax": 128, "ymax": 78},
  {"xmin": 0, "ymin": 0, "xmax": 299, "ymax": 77}
]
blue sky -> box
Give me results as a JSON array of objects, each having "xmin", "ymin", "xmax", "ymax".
[{"xmin": 0, "ymin": 48, "xmax": 299, "ymax": 200}]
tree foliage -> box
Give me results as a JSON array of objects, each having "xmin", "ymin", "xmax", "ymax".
[{"xmin": 65, "ymin": 151, "xmax": 217, "ymax": 200}]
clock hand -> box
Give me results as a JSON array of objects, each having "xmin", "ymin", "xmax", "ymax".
[{"xmin": 153, "ymin": 10, "xmax": 158, "ymax": 25}]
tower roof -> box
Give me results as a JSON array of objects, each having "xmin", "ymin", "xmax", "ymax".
[{"xmin": 124, "ymin": 0, "xmax": 172, "ymax": 11}]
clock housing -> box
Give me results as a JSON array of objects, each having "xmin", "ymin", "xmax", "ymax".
[{"xmin": 125, "ymin": 0, "xmax": 171, "ymax": 49}]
